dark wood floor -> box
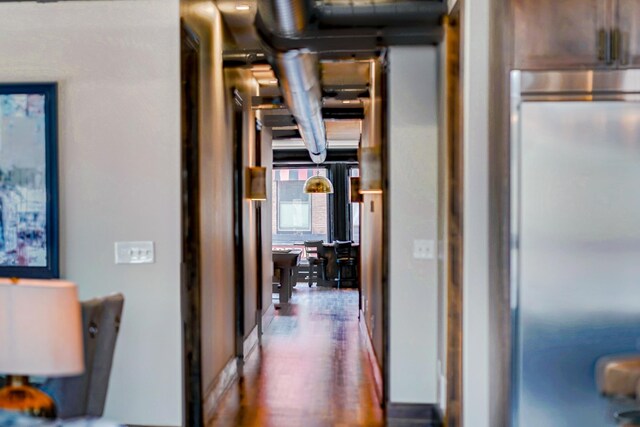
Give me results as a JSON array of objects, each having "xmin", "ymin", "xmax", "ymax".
[{"xmin": 207, "ymin": 286, "xmax": 384, "ymax": 427}]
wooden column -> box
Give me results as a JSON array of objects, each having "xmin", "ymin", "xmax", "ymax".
[{"xmin": 445, "ymin": 9, "xmax": 464, "ymax": 427}]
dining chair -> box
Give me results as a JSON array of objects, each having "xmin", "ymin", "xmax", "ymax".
[
  {"xmin": 334, "ymin": 240, "xmax": 357, "ymax": 288},
  {"xmin": 304, "ymin": 240, "xmax": 326, "ymax": 287}
]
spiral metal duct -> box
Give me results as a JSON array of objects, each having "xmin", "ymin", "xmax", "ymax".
[
  {"xmin": 261, "ymin": 0, "xmax": 327, "ymax": 164},
  {"xmin": 260, "ymin": 0, "xmax": 444, "ymax": 163},
  {"xmin": 276, "ymin": 49, "xmax": 327, "ymax": 164}
]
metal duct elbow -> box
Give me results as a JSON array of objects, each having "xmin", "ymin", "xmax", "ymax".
[
  {"xmin": 276, "ymin": 49, "xmax": 327, "ymax": 164},
  {"xmin": 260, "ymin": 0, "xmax": 308, "ymax": 37}
]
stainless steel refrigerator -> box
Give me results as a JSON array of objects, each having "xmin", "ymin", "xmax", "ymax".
[{"xmin": 511, "ymin": 70, "xmax": 640, "ymax": 426}]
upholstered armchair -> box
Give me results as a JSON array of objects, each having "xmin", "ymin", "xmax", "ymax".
[{"xmin": 41, "ymin": 294, "xmax": 125, "ymax": 419}]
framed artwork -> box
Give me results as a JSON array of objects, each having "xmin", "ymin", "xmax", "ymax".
[{"xmin": 0, "ymin": 83, "xmax": 58, "ymax": 278}]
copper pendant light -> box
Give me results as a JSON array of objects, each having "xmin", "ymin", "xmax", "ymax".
[{"xmin": 303, "ymin": 175, "xmax": 334, "ymax": 194}]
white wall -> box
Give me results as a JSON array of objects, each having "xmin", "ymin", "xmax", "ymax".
[
  {"xmin": 0, "ymin": 2, "xmax": 182, "ymax": 425},
  {"xmin": 388, "ymin": 46, "xmax": 440, "ymax": 403}
]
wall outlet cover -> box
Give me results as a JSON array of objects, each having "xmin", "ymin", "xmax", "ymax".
[
  {"xmin": 413, "ymin": 239, "xmax": 435, "ymax": 260},
  {"xmin": 115, "ymin": 241, "xmax": 155, "ymax": 264}
]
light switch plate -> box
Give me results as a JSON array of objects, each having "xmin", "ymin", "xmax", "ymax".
[
  {"xmin": 413, "ymin": 239, "xmax": 435, "ymax": 260},
  {"xmin": 115, "ymin": 241, "xmax": 155, "ymax": 264}
]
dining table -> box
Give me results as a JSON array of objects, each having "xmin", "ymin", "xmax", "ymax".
[{"xmin": 272, "ymin": 248, "xmax": 302, "ymax": 304}]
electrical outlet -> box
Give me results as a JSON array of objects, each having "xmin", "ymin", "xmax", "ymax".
[
  {"xmin": 413, "ymin": 239, "xmax": 435, "ymax": 260},
  {"xmin": 115, "ymin": 241, "xmax": 155, "ymax": 264}
]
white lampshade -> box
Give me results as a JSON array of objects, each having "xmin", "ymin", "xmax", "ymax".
[{"xmin": 0, "ymin": 279, "xmax": 84, "ymax": 377}]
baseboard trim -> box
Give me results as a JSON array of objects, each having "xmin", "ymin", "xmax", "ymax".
[
  {"xmin": 359, "ymin": 310, "xmax": 384, "ymax": 405},
  {"xmin": 203, "ymin": 355, "xmax": 238, "ymax": 423},
  {"xmin": 244, "ymin": 325, "xmax": 259, "ymax": 361},
  {"xmin": 262, "ymin": 303, "xmax": 276, "ymax": 332},
  {"xmin": 257, "ymin": 307, "xmax": 263, "ymax": 337},
  {"xmin": 386, "ymin": 403, "xmax": 443, "ymax": 426}
]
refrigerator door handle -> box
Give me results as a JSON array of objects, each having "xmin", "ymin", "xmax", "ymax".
[
  {"xmin": 611, "ymin": 27, "xmax": 621, "ymax": 64},
  {"xmin": 598, "ymin": 28, "xmax": 609, "ymax": 63}
]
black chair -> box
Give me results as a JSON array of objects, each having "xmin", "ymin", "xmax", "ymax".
[
  {"xmin": 334, "ymin": 240, "xmax": 357, "ymax": 288},
  {"xmin": 304, "ymin": 240, "xmax": 326, "ymax": 287}
]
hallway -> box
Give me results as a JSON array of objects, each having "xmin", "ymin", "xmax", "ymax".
[{"xmin": 207, "ymin": 286, "xmax": 384, "ymax": 427}]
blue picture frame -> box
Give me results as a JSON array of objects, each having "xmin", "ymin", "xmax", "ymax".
[{"xmin": 0, "ymin": 83, "xmax": 58, "ymax": 278}]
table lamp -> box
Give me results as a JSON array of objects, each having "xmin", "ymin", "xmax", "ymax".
[{"xmin": 0, "ymin": 278, "xmax": 84, "ymax": 419}]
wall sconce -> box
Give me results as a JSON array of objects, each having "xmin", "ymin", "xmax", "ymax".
[
  {"xmin": 246, "ymin": 166, "xmax": 267, "ymax": 200},
  {"xmin": 359, "ymin": 146, "xmax": 383, "ymax": 194},
  {"xmin": 350, "ymin": 177, "xmax": 363, "ymax": 203}
]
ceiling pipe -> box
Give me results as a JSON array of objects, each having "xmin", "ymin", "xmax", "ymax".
[
  {"xmin": 262, "ymin": 0, "xmax": 328, "ymax": 164},
  {"xmin": 276, "ymin": 49, "xmax": 327, "ymax": 164},
  {"xmin": 315, "ymin": 1, "xmax": 445, "ymax": 27},
  {"xmin": 255, "ymin": 0, "xmax": 445, "ymax": 51},
  {"xmin": 222, "ymin": 50, "xmax": 268, "ymax": 67},
  {"xmin": 271, "ymin": 0, "xmax": 308, "ymax": 37},
  {"xmin": 259, "ymin": 0, "xmax": 444, "ymax": 163}
]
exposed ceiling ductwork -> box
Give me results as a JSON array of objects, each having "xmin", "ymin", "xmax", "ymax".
[
  {"xmin": 269, "ymin": 0, "xmax": 307, "ymax": 37},
  {"xmin": 218, "ymin": 0, "xmax": 446, "ymax": 164},
  {"xmin": 316, "ymin": 1, "xmax": 444, "ymax": 27},
  {"xmin": 276, "ymin": 49, "xmax": 327, "ymax": 164},
  {"xmin": 262, "ymin": 0, "xmax": 328, "ymax": 164},
  {"xmin": 256, "ymin": 0, "xmax": 445, "ymax": 51}
]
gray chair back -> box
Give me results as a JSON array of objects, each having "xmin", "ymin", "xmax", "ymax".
[
  {"xmin": 86, "ymin": 294, "xmax": 124, "ymax": 417},
  {"xmin": 42, "ymin": 293, "xmax": 124, "ymax": 419}
]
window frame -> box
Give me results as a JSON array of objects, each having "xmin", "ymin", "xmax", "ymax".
[{"xmin": 272, "ymin": 166, "xmax": 330, "ymax": 241}]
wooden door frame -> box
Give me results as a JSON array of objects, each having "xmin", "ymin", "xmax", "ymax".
[
  {"xmin": 255, "ymin": 123, "xmax": 264, "ymax": 336},
  {"xmin": 232, "ymin": 90, "xmax": 246, "ymax": 360},
  {"xmin": 180, "ymin": 21, "xmax": 204, "ymax": 427},
  {"xmin": 381, "ymin": 55, "xmax": 391, "ymax": 408},
  {"xmin": 445, "ymin": 5, "xmax": 464, "ymax": 426},
  {"xmin": 491, "ymin": 0, "xmax": 515, "ymax": 424}
]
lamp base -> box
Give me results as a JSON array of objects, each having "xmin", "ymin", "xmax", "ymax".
[{"xmin": 0, "ymin": 376, "xmax": 56, "ymax": 419}]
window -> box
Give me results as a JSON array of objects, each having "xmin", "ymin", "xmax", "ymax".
[
  {"xmin": 278, "ymin": 181, "xmax": 310, "ymax": 231},
  {"xmin": 272, "ymin": 168, "xmax": 329, "ymax": 247}
]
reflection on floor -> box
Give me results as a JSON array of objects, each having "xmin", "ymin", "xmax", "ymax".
[{"xmin": 207, "ymin": 285, "xmax": 384, "ymax": 427}]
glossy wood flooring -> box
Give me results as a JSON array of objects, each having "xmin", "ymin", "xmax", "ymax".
[{"xmin": 207, "ymin": 286, "xmax": 384, "ymax": 427}]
